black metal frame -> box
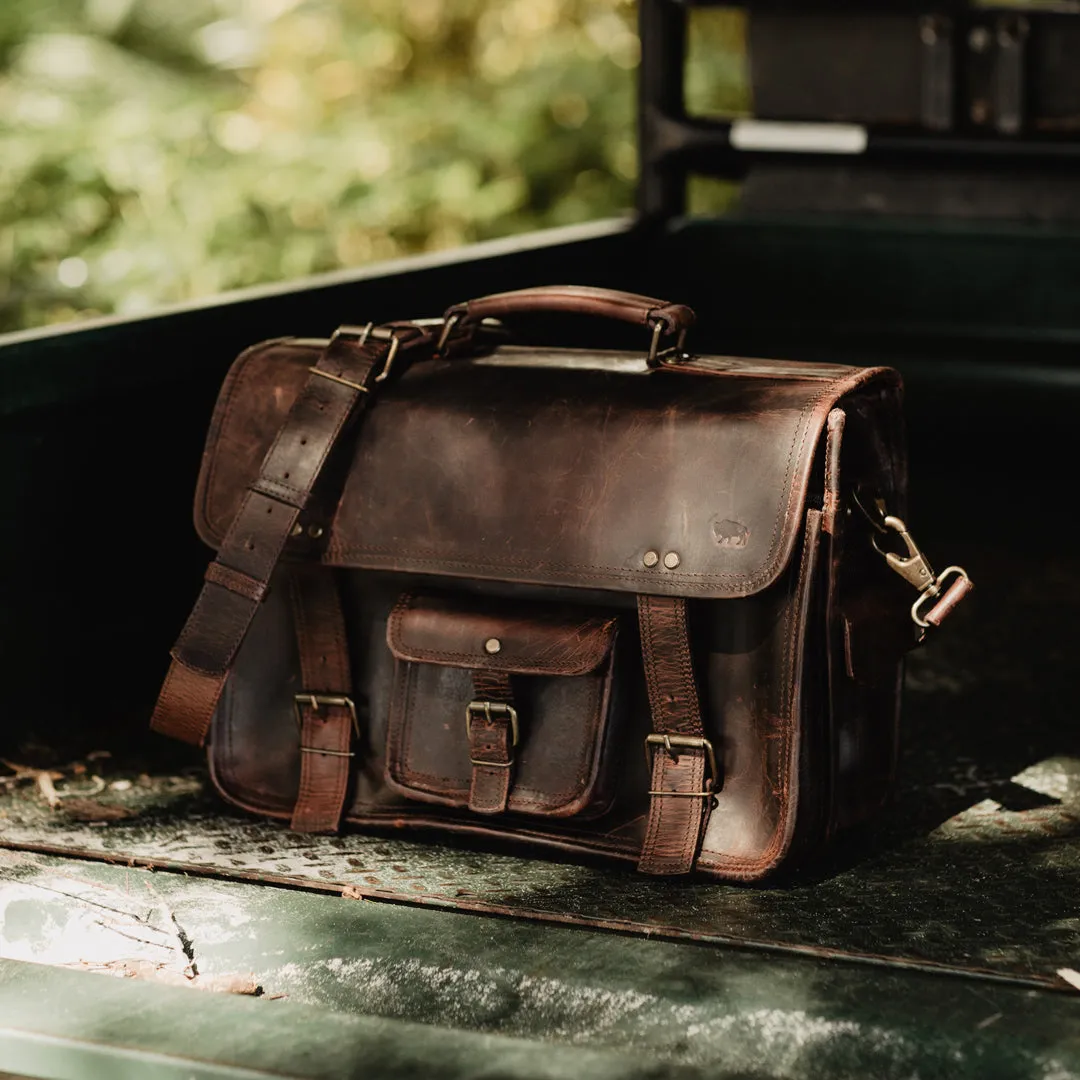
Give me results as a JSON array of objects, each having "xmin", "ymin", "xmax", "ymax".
[{"xmin": 637, "ymin": 0, "xmax": 1080, "ymax": 222}]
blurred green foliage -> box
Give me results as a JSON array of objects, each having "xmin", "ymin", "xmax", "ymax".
[{"xmin": 1, "ymin": 0, "xmax": 746, "ymax": 332}]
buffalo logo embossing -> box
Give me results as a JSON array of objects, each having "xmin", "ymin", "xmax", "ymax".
[{"xmin": 711, "ymin": 518, "xmax": 750, "ymax": 549}]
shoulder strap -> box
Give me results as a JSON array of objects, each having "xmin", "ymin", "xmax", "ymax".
[{"xmin": 151, "ymin": 323, "xmax": 435, "ymax": 747}]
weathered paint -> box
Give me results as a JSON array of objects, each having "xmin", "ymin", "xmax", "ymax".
[{"xmin": 2, "ymin": 854, "xmax": 1080, "ymax": 1078}]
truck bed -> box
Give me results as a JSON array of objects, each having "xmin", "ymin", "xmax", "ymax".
[{"xmin": 2, "ymin": 217, "xmax": 1078, "ymax": 1079}]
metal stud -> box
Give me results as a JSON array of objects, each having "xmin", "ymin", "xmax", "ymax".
[
  {"xmin": 307, "ymin": 524, "xmax": 324, "ymax": 539},
  {"xmin": 484, "ymin": 637, "xmax": 502, "ymax": 654},
  {"xmin": 290, "ymin": 523, "xmax": 304, "ymax": 538},
  {"xmin": 663, "ymin": 551, "xmax": 681, "ymax": 569},
  {"xmin": 643, "ymin": 550, "xmax": 660, "ymax": 568}
]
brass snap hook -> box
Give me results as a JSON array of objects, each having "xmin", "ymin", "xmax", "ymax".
[{"xmin": 873, "ymin": 515, "xmax": 936, "ymax": 592}]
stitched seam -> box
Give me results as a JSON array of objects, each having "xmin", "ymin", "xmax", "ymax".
[
  {"xmin": 638, "ymin": 596, "xmax": 706, "ymax": 872},
  {"xmin": 290, "ymin": 569, "xmax": 351, "ymax": 828},
  {"xmin": 327, "ymin": 368, "xmax": 891, "ymax": 592},
  {"xmin": 202, "ymin": 340, "xmax": 293, "ymax": 542},
  {"xmin": 254, "ymin": 475, "xmax": 309, "ymax": 498},
  {"xmin": 703, "ymin": 510, "xmax": 819, "ymax": 874},
  {"xmin": 387, "ymin": 648, "xmax": 605, "ymax": 811},
  {"xmin": 386, "ymin": 603, "xmax": 616, "ymax": 674},
  {"xmin": 638, "ymin": 600, "xmax": 667, "ymax": 866},
  {"xmin": 396, "ymin": 770, "xmax": 583, "ymax": 807},
  {"xmin": 177, "ymin": 490, "xmax": 297, "ymax": 661},
  {"xmin": 395, "ymin": 678, "xmax": 602, "ymax": 807},
  {"xmin": 386, "ymin": 644, "xmax": 610, "ymax": 676},
  {"xmin": 384, "ymin": 658, "xmax": 413, "ymax": 781}
]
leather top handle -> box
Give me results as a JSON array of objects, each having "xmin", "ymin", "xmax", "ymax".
[
  {"xmin": 439, "ymin": 286, "xmax": 696, "ymax": 364},
  {"xmin": 444, "ymin": 286, "xmax": 695, "ymax": 333}
]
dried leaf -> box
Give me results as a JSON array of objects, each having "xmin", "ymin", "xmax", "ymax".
[
  {"xmin": 36, "ymin": 771, "xmax": 61, "ymax": 807},
  {"xmin": 191, "ymin": 973, "xmax": 261, "ymax": 996},
  {"xmin": 60, "ymin": 799, "xmax": 134, "ymax": 822},
  {"xmin": 71, "ymin": 960, "xmax": 260, "ymax": 995}
]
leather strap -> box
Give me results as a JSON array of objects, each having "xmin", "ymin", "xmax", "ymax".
[
  {"xmin": 924, "ymin": 575, "xmax": 974, "ymax": 627},
  {"xmin": 467, "ymin": 670, "xmax": 517, "ymax": 814},
  {"xmin": 288, "ymin": 565, "xmax": 355, "ymax": 833},
  {"xmin": 637, "ymin": 595, "xmax": 713, "ymax": 876},
  {"xmin": 151, "ymin": 324, "xmax": 431, "ymax": 747}
]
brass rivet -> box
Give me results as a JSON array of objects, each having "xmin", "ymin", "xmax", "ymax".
[
  {"xmin": 307, "ymin": 524, "xmax": 324, "ymax": 539},
  {"xmin": 663, "ymin": 551, "xmax": 681, "ymax": 569},
  {"xmin": 484, "ymin": 637, "xmax": 501, "ymax": 654},
  {"xmin": 643, "ymin": 550, "xmax": 659, "ymax": 568},
  {"xmin": 290, "ymin": 523, "xmax": 304, "ymax": 538}
]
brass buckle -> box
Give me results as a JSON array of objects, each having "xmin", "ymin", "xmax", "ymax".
[
  {"xmin": 436, "ymin": 313, "xmax": 459, "ymax": 354},
  {"xmin": 325, "ymin": 324, "xmax": 404, "ymax": 384},
  {"xmin": 367, "ymin": 327, "xmax": 403, "ymax": 383},
  {"xmin": 465, "ymin": 701, "xmax": 519, "ymax": 768},
  {"xmin": 644, "ymin": 734, "xmax": 718, "ymax": 797},
  {"xmin": 293, "ymin": 693, "xmax": 360, "ymax": 737}
]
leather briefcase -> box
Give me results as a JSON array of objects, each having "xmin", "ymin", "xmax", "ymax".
[{"xmin": 150, "ymin": 286, "xmax": 971, "ymax": 879}]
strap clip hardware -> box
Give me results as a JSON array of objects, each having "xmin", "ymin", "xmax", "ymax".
[
  {"xmin": 870, "ymin": 511, "xmax": 972, "ymax": 632},
  {"xmin": 852, "ymin": 490, "xmax": 972, "ymax": 636}
]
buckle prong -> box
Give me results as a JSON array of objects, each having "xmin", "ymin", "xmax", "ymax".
[
  {"xmin": 293, "ymin": 693, "xmax": 360, "ymax": 736},
  {"xmin": 644, "ymin": 734, "xmax": 718, "ymax": 792},
  {"xmin": 465, "ymin": 700, "xmax": 519, "ymax": 748}
]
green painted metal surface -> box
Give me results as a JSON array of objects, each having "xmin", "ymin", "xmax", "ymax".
[
  {"xmin": 0, "ymin": 959, "xmax": 701, "ymax": 1080},
  {"xmin": 2, "ymin": 854, "xmax": 1080, "ymax": 1079}
]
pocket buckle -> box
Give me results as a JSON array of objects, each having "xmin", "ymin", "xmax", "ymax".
[{"xmin": 465, "ymin": 700, "xmax": 520, "ymax": 767}]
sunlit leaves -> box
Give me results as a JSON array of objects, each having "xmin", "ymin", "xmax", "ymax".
[{"xmin": 1, "ymin": 0, "xmax": 641, "ymax": 331}]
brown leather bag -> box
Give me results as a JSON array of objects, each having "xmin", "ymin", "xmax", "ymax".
[{"xmin": 150, "ymin": 286, "xmax": 970, "ymax": 879}]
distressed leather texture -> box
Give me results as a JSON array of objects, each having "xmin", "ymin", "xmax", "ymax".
[
  {"xmin": 387, "ymin": 593, "xmax": 617, "ymax": 675},
  {"xmin": 196, "ymin": 348, "xmax": 889, "ymax": 599},
  {"xmin": 157, "ymin": 287, "xmax": 918, "ymax": 880},
  {"xmin": 385, "ymin": 593, "xmax": 619, "ymax": 818}
]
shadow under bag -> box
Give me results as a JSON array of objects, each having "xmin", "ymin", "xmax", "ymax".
[{"xmin": 150, "ymin": 286, "xmax": 970, "ymax": 880}]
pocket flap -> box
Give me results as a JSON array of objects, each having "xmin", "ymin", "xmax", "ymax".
[{"xmin": 387, "ymin": 594, "xmax": 616, "ymax": 676}]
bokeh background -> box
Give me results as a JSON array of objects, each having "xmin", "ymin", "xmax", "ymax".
[{"xmin": 1, "ymin": 0, "xmax": 746, "ymax": 333}]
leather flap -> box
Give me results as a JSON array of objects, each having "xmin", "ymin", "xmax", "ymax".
[
  {"xmin": 196, "ymin": 342, "xmax": 902, "ymax": 599},
  {"xmin": 387, "ymin": 593, "xmax": 616, "ymax": 676}
]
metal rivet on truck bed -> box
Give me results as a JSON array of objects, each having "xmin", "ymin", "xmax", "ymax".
[
  {"xmin": 643, "ymin": 550, "xmax": 659, "ymax": 567},
  {"xmin": 485, "ymin": 638, "xmax": 502, "ymax": 654},
  {"xmin": 664, "ymin": 551, "xmax": 681, "ymax": 569}
]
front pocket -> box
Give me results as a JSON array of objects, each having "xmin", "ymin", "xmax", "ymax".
[{"xmin": 384, "ymin": 592, "xmax": 619, "ymax": 817}]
